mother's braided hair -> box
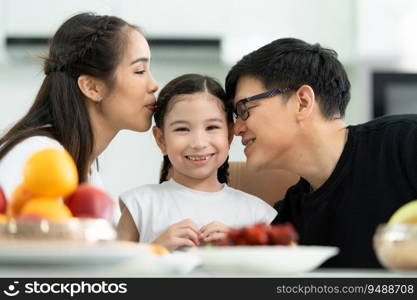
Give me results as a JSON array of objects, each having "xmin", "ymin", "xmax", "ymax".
[
  {"xmin": 44, "ymin": 16, "xmax": 111, "ymax": 75},
  {"xmin": 44, "ymin": 14, "xmax": 130, "ymax": 80}
]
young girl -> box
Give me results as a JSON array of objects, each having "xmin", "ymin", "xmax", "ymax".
[
  {"xmin": 0, "ymin": 13, "xmax": 158, "ymax": 198},
  {"xmin": 117, "ymin": 74, "xmax": 277, "ymax": 251}
]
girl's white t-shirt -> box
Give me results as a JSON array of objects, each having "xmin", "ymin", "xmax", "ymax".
[
  {"xmin": 120, "ymin": 179, "xmax": 278, "ymax": 243},
  {"xmin": 0, "ymin": 136, "xmax": 103, "ymax": 200}
]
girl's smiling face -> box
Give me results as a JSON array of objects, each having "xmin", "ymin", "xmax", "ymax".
[{"xmin": 154, "ymin": 92, "xmax": 230, "ymax": 186}]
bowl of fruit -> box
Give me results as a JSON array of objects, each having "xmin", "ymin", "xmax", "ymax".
[
  {"xmin": 373, "ymin": 200, "xmax": 417, "ymax": 271},
  {"xmin": 190, "ymin": 223, "xmax": 338, "ymax": 275},
  {"xmin": 0, "ymin": 148, "xmax": 116, "ymax": 242}
]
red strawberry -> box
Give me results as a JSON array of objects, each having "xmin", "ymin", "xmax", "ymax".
[
  {"xmin": 268, "ymin": 223, "xmax": 299, "ymax": 245},
  {"xmin": 243, "ymin": 223, "xmax": 269, "ymax": 245},
  {"xmin": 232, "ymin": 228, "xmax": 250, "ymax": 245},
  {"xmin": 216, "ymin": 222, "xmax": 299, "ymax": 246}
]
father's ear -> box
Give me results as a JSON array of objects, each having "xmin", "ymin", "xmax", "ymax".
[
  {"xmin": 77, "ymin": 75, "xmax": 106, "ymax": 103},
  {"xmin": 152, "ymin": 126, "xmax": 167, "ymax": 154},
  {"xmin": 294, "ymin": 85, "xmax": 315, "ymax": 122}
]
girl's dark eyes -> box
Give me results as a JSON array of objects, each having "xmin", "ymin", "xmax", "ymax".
[
  {"xmin": 135, "ymin": 70, "xmax": 146, "ymax": 75},
  {"xmin": 173, "ymin": 126, "xmax": 220, "ymax": 132}
]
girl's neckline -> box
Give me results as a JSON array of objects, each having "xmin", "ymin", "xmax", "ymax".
[{"xmin": 168, "ymin": 178, "xmax": 227, "ymax": 195}]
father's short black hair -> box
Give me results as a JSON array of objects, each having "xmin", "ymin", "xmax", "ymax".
[{"xmin": 225, "ymin": 38, "xmax": 351, "ymax": 119}]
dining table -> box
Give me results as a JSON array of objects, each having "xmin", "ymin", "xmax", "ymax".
[
  {"xmin": 0, "ymin": 248, "xmax": 416, "ymax": 300},
  {"xmin": 0, "ymin": 263, "xmax": 416, "ymax": 278}
]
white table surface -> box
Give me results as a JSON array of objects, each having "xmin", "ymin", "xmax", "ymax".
[
  {"xmin": 0, "ymin": 241, "xmax": 415, "ymax": 278},
  {"xmin": 1, "ymin": 264, "xmax": 416, "ymax": 278}
]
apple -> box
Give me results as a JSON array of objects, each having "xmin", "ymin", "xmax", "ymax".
[
  {"xmin": 66, "ymin": 184, "xmax": 113, "ymax": 221},
  {"xmin": 0, "ymin": 186, "xmax": 7, "ymax": 214}
]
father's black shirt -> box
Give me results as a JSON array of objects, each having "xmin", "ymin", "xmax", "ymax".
[{"xmin": 272, "ymin": 114, "xmax": 417, "ymax": 268}]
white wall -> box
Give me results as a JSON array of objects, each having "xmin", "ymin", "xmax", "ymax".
[
  {"xmin": 357, "ymin": 0, "xmax": 415, "ymax": 63},
  {"xmin": 351, "ymin": 0, "xmax": 417, "ymax": 125},
  {"xmin": 4, "ymin": 0, "xmax": 356, "ymax": 64},
  {"xmin": 6, "ymin": 0, "xmax": 417, "ymax": 67},
  {"xmin": 5, "ymin": 0, "xmax": 114, "ymax": 36},
  {"xmin": 221, "ymin": 0, "xmax": 356, "ymax": 65},
  {"xmin": 0, "ymin": 1, "xmax": 6, "ymax": 63}
]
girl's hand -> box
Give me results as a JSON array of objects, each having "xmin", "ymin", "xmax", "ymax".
[
  {"xmin": 199, "ymin": 221, "xmax": 230, "ymax": 244},
  {"xmin": 152, "ymin": 218, "xmax": 200, "ymax": 251}
]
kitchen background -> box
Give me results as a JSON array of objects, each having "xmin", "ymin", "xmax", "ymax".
[{"xmin": 1, "ymin": 0, "xmax": 417, "ymax": 202}]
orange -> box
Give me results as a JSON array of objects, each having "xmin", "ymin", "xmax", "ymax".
[
  {"xmin": 0, "ymin": 214, "xmax": 7, "ymax": 223},
  {"xmin": 149, "ymin": 243, "xmax": 169, "ymax": 255},
  {"xmin": 8, "ymin": 183, "xmax": 32, "ymax": 217},
  {"xmin": 20, "ymin": 197, "xmax": 72, "ymax": 221},
  {"xmin": 23, "ymin": 148, "xmax": 78, "ymax": 197}
]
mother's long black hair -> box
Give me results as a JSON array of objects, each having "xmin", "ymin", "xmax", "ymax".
[{"xmin": 153, "ymin": 74, "xmax": 233, "ymax": 184}]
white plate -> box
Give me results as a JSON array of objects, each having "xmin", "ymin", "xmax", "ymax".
[
  {"xmin": 118, "ymin": 251, "xmax": 202, "ymax": 276},
  {"xmin": 0, "ymin": 240, "xmax": 152, "ymax": 266},
  {"xmin": 0, "ymin": 240, "xmax": 201, "ymax": 275},
  {"xmin": 191, "ymin": 245, "xmax": 339, "ymax": 275}
]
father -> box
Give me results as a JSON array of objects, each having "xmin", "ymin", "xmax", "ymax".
[{"xmin": 225, "ymin": 37, "xmax": 417, "ymax": 268}]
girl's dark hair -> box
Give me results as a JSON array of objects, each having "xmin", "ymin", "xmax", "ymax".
[
  {"xmin": 226, "ymin": 37, "xmax": 351, "ymax": 119},
  {"xmin": 0, "ymin": 12, "xmax": 139, "ymax": 182},
  {"xmin": 154, "ymin": 74, "xmax": 233, "ymax": 184}
]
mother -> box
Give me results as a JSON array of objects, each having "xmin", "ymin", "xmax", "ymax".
[{"xmin": 0, "ymin": 13, "xmax": 158, "ymax": 198}]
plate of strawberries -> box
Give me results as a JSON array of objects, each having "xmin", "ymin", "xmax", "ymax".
[{"xmin": 191, "ymin": 223, "xmax": 338, "ymax": 275}]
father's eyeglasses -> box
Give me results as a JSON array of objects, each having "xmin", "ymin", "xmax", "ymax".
[{"xmin": 233, "ymin": 87, "xmax": 292, "ymax": 121}]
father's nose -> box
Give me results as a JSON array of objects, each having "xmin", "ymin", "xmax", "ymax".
[{"xmin": 233, "ymin": 118, "xmax": 247, "ymax": 136}]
